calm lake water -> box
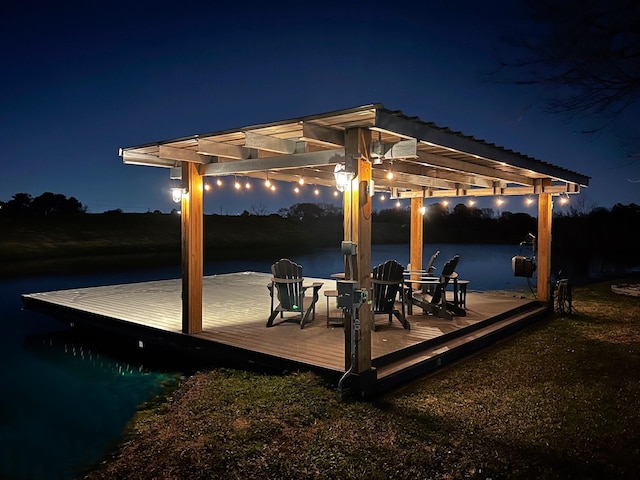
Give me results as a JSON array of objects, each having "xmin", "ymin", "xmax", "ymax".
[{"xmin": 2, "ymin": 243, "xmax": 531, "ymax": 479}]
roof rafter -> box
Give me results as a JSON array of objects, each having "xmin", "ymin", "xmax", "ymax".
[
  {"xmin": 244, "ymin": 131, "xmax": 299, "ymax": 154},
  {"xmin": 200, "ymin": 149, "xmax": 345, "ymax": 176},
  {"xmin": 415, "ymin": 151, "xmax": 534, "ymax": 186},
  {"xmin": 301, "ymin": 122, "xmax": 345, "ymax": 148},
  {"xmin": 197, "ymin": 138, "xmax": 252, "ymax": 159},
  {"xmin": 158, "ymin": 145, "xmax": 209, "ymax": 164}
]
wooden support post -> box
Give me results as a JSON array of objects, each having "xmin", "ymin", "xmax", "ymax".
[
  {"xmin": 342, "ymin": 128, "xmax": 372, "ymax": 374},
  {"xmin": 410, "ymin": 197, "xmax": 424, "ymax": 282},
  {"xmin": 181, "ymin": 162, "xmax": 203, "ymax": 334},
  {"xmin": 537, "ymin": 193, "xmax": 553, "ymax": 302}
]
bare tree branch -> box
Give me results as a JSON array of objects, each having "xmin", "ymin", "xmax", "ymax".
[{"xmin": 495, "ymin": 0, "xmax": 640, "ymax": 127}]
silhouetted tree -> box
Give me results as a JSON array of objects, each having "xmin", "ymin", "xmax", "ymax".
[
  {"xmin": 373, "ymin": 207, "xmax": 410, "ymax": 223},
  {"xmin": 3, "ymin": 193, "xmax": 33, "ymax": 216},
  {"xmin": 286, "ymin": 203, "xmax": 324, "ymax": 221},
  {"xmin": 479, "ymin": 207, "xmax": 495, "ymax": 219},
  {"xmin": 279, "ymin": 202, "xmax": 341, "ymax": 221},
  {"xmin": 1, "ymin": 192, "xmax": 86, "ymax": 216},
  {"xmin": 250, "ymin": 203, "xmax": 269, "ymax": 216},
  {"xmin": 103, "ymin": 208, "xmax": 124, "ymax": 215},
  {"xmin": 30, "ymin": 192, "xmax": 86, "ymax": 215}
]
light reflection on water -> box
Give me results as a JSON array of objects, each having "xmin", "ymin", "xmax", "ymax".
[{"xmin": 2, "ymin": 243, "xmax": 530, "ymax": 479}]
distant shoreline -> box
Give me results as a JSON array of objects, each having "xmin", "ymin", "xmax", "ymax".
[{"xmin": 3, "ymin": 210, "xmax": 638, "ymax": 280}]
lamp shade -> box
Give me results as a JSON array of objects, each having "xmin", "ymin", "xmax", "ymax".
[
  {"xmin": 333, "ymin": 164, "xmax": 354, "ymax": 192},
  {"xmin": 171, "ymin": 187, "xmax": 185, "ymax": 203}
]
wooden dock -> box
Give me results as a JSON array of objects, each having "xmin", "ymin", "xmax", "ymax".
[{"xmin": 22, "ymin": 272, "xmax": 547, "ymax": 395}]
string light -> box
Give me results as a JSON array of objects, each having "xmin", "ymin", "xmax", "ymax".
[
  {"xmin": 216, "ymin": 178, "xmax": 223, "ymax": 187},
  {"xmin": 419, "ymin": 206, "xmax": 426, "ymax": 215},
  {"xmin": 386, "ymin": 161, "xmax": 394, "ymax": 180},
  {"xmin": 314, "ymin": 187, "xmax": 320, "ymax": 196},
  {"xmin": 526, "ymin": 196, "xmax": 535, "ymax": 206},
  {"xmin": 298, "ymin": 177, "xmax": 305, "ymax": 185},
  {"xmin": 234, "ymin": 177, "xmax": 241, "ymax": 190},
  {"xmin": 395, "ymin": 200, "xmax": 401, "ymax": 208},
  {"xmin": 245, "ymin": 180, "xmax": 251, "ymax": 189}
]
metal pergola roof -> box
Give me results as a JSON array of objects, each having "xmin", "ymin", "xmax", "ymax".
[{"xmin": 120, "ymin": 103, "xmax": 590, "ymax": 199}]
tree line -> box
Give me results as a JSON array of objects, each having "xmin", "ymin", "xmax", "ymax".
[
  {"xmin": 3, "ymin": 192, "xmax": 638, "ymax": 264},
  {"xmin": 1, "ymin": 192, "xmax": 86, "ymax": 216},
  {"xmin": 278, "ymin": 201, "xmax": 640, "ymax": 277}
]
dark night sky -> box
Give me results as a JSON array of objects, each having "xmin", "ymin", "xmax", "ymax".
[{"xmin": 2, "ymin": 0, "xmax": 638, "ymax": 215}]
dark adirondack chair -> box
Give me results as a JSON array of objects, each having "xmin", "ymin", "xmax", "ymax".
[
  {"xmin": 371, "ymin": 259, "xmax": 410, "ymax": 330},
  {"xmin": 424, "ymin": 249, "xmax": 440, "ymax": 276},
  {"xmin": 266, "ymin": 258, "xmax": 323, "ymax": 329},
  {"xmin": 414, "ymin": 255, "xmax": 466, "ymax": 320},
  {"xmin": 417, "ymin": 249, "xmax": 441, "ymax": 294}
]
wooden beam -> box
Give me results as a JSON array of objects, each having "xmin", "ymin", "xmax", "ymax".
[
  {"xmin": 159, "ymin": 145, "xmax": 209, "ymax": 164},
  {"xmin": 342, "ymin": 127, "xmax": 372, "ymax": 375},
  {"xmin": 384, "ymin": 138, "xmax": 417, "ymax": 159},
  {"xmin": 374, "ymin": 169, "xmax": 459, "ymax": 190},
  {"xmin": 244, "ymin": 131, "xmax": 297, "ymax": 154},
  {"xmin": 417, "ymin": 152, "xmax": 534, "ymax": 186},
  {"xmin": 200, "ymin": 149, "xmax": 345, "ymax": 176},
  {"xmin": 121, "ymin": 150, "xmax": 176, "ymax": 167},
  {"xmin": 410, "ymin": 197, "xmax": 424, "ymax": 282},
  {"xmin": 378, "ymin": 159, "xmax": 513, "ymax": 189},
  {"xmin": 537, "ymin": 192, "xmax": 553, "ymax": 302},
  {"xmin": 197, "ymin": 138, "xmax": 251, "ymax": 159},
  {"xmin": 301, "ymin": 122, "xmax": 345, "ymax": 147},
  {"xmin": 181, "ymin": 162, "xmax": 203, "ymax": 334},
  {"xmin": 393, "ymin": 182, "xmax": 579, "ymax": 199}
]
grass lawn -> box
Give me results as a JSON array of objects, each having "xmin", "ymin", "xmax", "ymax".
[{"xmin": 86, "ymin": 278, "xmax": 640, "ymax": 479}]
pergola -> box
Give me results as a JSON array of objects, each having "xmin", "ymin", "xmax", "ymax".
[{"xmin": 120, "ymin": 103, "xmax": 590, "ymax": 378}]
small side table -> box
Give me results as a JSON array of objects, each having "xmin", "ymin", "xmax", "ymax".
[
  {"xmin": 323, "ymin": 290, "xmax": 344, "ymax": 327},
  {"xmin": 454, "ymin": 280, "xmax": 470, "ymax": 309}
]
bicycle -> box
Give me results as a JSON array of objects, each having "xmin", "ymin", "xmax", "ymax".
[{"xmin": 552, "ymin": 276, "xmax": 573, "ymax": 316}]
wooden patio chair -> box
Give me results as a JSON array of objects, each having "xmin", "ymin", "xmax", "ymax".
[
  {"xmin": 413, "ymin": 255, "xmax": 466, "ymax": 320},
  {"xmin": 423, "ymin": 249, "xmax": 441, "ymax": 276},
  {"xmin": 404, "ymin": 250, "xmax": 440, "ymax": 312},
  {"xmin": 266, "ymin": 258, "xmax": 323, "ymax": 329},
  {"xmin": 371, "ymin": 259, "xmax": 410, "ymax": 331}
]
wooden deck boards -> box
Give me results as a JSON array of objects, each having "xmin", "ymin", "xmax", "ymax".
[{"xmin": 22, "ymin": 272, "xmax": 540, "ymax": 384}]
